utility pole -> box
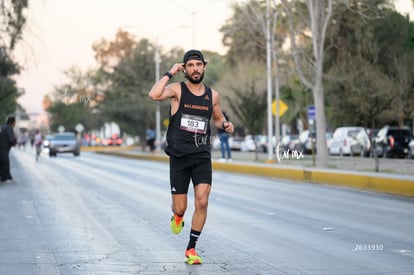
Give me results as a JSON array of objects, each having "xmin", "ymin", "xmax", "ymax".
[
  {"xmin": 266, "ymin": 0, "xmax": 274, "ymax": 160},
  {"xmin": 154, "ymin": 45, "xmax": 161, "ymax": 152}
]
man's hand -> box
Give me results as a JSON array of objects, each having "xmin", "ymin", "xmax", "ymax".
[
  {"xmin": 222, "ymin": 121, "xmax": 234, "ymax": 134},
  {"xmin": 169, "ymin": 63, "xmax": 185, "ymax": 75}
]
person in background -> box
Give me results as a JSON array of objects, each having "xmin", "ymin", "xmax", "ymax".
[
  {"xmin": 217, "ymin": 111, "xmax": 232, "ymax": 162},
  {"xmin": 0, "ymin": 116, "xmax": 17, "ymax": 182},
  {"xmin": 145, "ymin": 124, "xmax": 156, "ymax": 152},
  {"xmin": 33, "ymin": 129, "xmax": 43, "ymax": 161}
]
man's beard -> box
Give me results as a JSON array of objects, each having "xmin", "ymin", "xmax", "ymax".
[{"xmin": 185, "ymin": 71, "xmax": 205, "ymax": 84}]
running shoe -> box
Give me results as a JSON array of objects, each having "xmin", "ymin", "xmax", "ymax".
[
  {"xmin": 185, "ymin": 248, "xmax": 203, "ymax": 265},
  {"xmin": 170, "ymin": 214, "xmax": 184, "ymax": 234}
]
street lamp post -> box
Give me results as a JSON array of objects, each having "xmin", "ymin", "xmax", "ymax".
[
  {"xmin": 154, "ymin": 46, "xmax": 161, "ymax": 152},
  {"xmin": 153, "ymin": 25, "xmax": 188, "ymax": 152},
  {"xmin": 266, "ymin": 0, "xmax": 274, "ymax": 160}
]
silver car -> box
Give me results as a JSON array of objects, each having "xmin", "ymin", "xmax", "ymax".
[{"xmin": 49, "ymin": 132, "xmax": 80, "ymax": 157}]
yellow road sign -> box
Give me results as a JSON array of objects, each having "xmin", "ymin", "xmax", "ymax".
[
  {"xmin": 163, "ymin": 118, "xmax": 169, "ymax": 128},
  {"xmin": 272, "ymin": 100, "xmax": 288, "ymax": 117}
]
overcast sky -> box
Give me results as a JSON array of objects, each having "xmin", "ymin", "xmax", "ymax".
[
  {"xmin": 13, "ymin": 0, "xmax": 414, "ymax": 115},
  {"xmin": 14, "ymin": 0, "xmax": 233, "ymax": 115}
]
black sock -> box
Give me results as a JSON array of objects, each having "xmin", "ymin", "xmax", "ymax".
[{"xmin": 186, "ymin": 229, "xmax": 201, "ymax": 250}]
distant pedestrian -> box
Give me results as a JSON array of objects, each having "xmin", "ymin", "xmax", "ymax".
[
  {"xmin": 0, "ymin": 116, "xmax": 17, "ymax": 182},
  {"xmin": 34, "ymin": 129, "xmax": 43, "ymax": 161},
  {"xmin": 145, "ymin": 124, "xmax": 156, "ymax": 152},
  {"xmin": 217, "ymin": 111, "xmax": 232, "ymax": 162}
]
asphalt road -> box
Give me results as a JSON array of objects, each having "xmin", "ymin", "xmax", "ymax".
[{"xmin": 0, "ymin": 149, "xmax": 413, "ymax": 275}]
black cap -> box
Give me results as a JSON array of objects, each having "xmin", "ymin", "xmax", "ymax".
[{"xmin": 183, "ymin": 50, "xmax": 207, "ymax": 64}]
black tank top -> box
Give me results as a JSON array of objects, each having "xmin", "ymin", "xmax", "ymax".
[{"xmin": 165, "ymin": 82, "xmax": 213, "ymax": 158}]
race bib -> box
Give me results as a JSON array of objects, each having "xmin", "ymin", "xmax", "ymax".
[{"xmin": 180, "ymin": 113, "xmax": 208, "ymax": 134}]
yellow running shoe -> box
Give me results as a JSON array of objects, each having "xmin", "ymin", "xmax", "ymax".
[
  {"xmin": 185, "ymin": 248, "xmax": 203, "ymax": 265},
  {"xmin": 170, "ymin": 214, "xmax": 184, "ymax": 234}
]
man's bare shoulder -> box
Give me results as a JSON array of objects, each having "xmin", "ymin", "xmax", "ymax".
[
  {"xmin": 165, "ymin": 82, "xmax": 182, "ymax": 98},
  {"xmin": 211, "ymin": 88, "xmax": 220, "ymax": 101},
  {"xmin": 168, "ymin": 82, "xmax": 182, "ymax": 89}
]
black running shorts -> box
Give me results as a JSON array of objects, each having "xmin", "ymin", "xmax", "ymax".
[{"xmin": 169, "ymin": 155, "xmax": 212, "ymax": 194}]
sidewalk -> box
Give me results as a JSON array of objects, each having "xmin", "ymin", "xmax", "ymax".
[
  {"xmin": 212, "ymin": 150, "xmax": 414, "ymax": 176},
  {"xmin": 87, "ymin": 146, "xmax": 414, "ymax": 197}
]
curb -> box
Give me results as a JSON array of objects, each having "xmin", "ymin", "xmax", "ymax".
[{"xmin": 94, "ymin": 149, "xmax": 414, "ymax": 197}]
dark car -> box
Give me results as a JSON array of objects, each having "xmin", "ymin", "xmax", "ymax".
[
  {"xmin": 49, "ymin": 132, "xmax": 80, "ymax": 157},
  {"xmin": 373, "ymin": 126, "xmax": 412, "ymax": 158}
]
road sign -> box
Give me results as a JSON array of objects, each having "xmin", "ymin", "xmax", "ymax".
[
  {"xmin": 272, "ymin": 100, "xmax": 288, "ymax": 117},
  {"xmin": 163, "ymin": 118, "xmax": 169, "ymax": 128},
  {"xmin": 308, "ymin": 106, "xmax": 315, "ymax": 120},
  {"xmin": 75, "ymin": 123, "xmax": 84, "ymax": 133}
]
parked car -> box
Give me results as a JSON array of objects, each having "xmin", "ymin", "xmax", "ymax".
[
  {"xmin": 373, "ymin": 126, "xmax": 412, "ymax": 158},
  {"xmin": 256, "ymin": 135, "xmax": 276, "ymax": 153},
  {"xmin": 290, "ymin": 130, "xmax": 315, "ymax": 154},
  {"xmin": 241, "ymin": 135, "xmax": 256, "ymax": 152},
  {"xmin": 229, "ymin": 136, "xmax": 244, "ymax": 151},
  {"xmin": 290, "ymin": 130, "xmax": 332, "ymax": 154},
  {"xmin": 105, "ymin": 134, "xmax": 123, "ymax": 146},
  {"xmin": 408, "ymin": 139, "xmax": 414, "ymax": 159},
  {"xmin": 280, "ymin": 134, "xmax": 298, "ymax": 152},
  {"xmin": 326, "ymin": 131, "xmax": 333, "ymax": 148},
  {"xmin": 49, "ymin": 132, "xmax": 81, "ymax": 157},
  {"xmin": 328, "ymin": 126, "xmax": 364, "ymax": 156},
  {"xmin": 350, "ymin": 129, "xmax": 372, "ymax": 157},
  {"xmin": 212, "ymin": 135, "xmax": 245, "ymax": 151}
]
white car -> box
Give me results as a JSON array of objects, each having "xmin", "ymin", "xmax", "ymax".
[
  {"xmin": 241, "ymin": 135, "xmax": 256, "ymax": 152},
  {"xmin": 328, "ymin": 126, "xmax": 364, "ymax": 156},
  {"xmin": 408, "ymin": 139, "xmax": 414, "ymax": 159}
]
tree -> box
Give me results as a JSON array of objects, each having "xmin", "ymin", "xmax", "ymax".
[
  {"xmin": 220, "ymin": 0, "xmax": 322, "ymax": 157},
  {"xmin": 47, "ymin": 67, "xmax": 101, "ymax": 132},
  {"xmin": 374, "ymin": 11, "xmax": 414, "ymax": 127},
  {"xmin": 220, "ymin": 0, "xmax": 267, "ymax": 66},
  {"xmin": 221, "ymin": 60, "xmax": 267, "ymax": 160},
  {"xmin": 92, "ymin": 29, "xmax": 136, "ymax": 73},
  {"xmin": 324, "ymin": 4, "xmax": 412, "ymax": 129},
  {"xmin": 93, "ymin": 29, "xmax": 227, "ymax": 142},
  {"xmin": 280, "ymin": 0, "xmax": 335, "ymax": 167},
  {"xmin": 0, "ymin": 0, "xmax": 28, "ymax": 49},
  {"xmin": 0, "ymin": 0, "xmax": 28, "ymax": 120},
  {"xmin": 324, "ymin": 2, "xmax": 389, "ymax": 128},
  {"xmin": 99, "ymin": 39, "xmax": 155, "ymax": 137},
  {"xmin": 0, "ymin": 48, "xmax": 22, "ymax": 120},
  {"xmin": 280, "ymin": 78, "xmax": 313, "ymax": 133},
  {"xmin": 227, "ymin": 86, "xmax": 267, "ymax": 161}
]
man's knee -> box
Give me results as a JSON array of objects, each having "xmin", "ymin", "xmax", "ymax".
[
  {"xmin": 173, "ymin": 205, "xmax": 186, "ymax": 216},
  {"xmin": 195, "ymin": 196, "xmax": 209, "ymax": 210},
  {"xmin": 172, "ymin": 194, "xmax": 187, "ymax": 215}
]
